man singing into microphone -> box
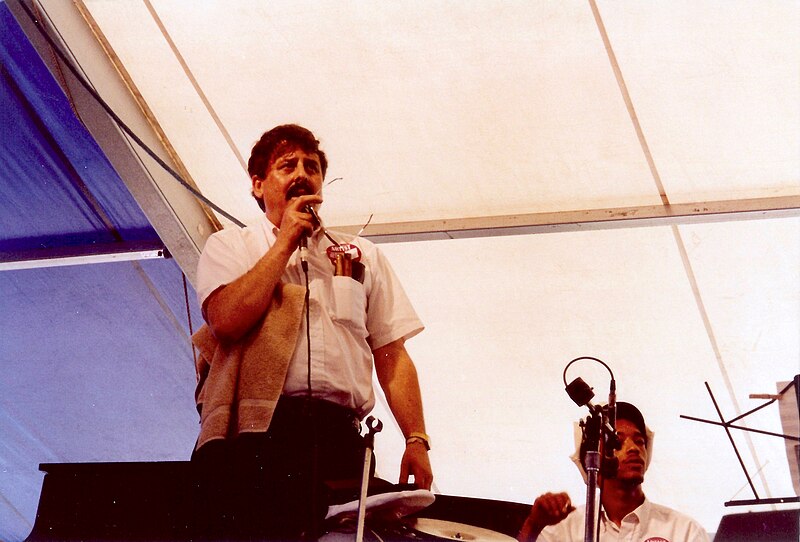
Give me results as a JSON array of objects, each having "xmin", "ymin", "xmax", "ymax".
[
  {"xmin": 191, "ymin": 124, "xmax": 432, "ymax": 538},
  {"xmin": 517, "ymin": 402, "xmax": 708, "ymax": 542}
]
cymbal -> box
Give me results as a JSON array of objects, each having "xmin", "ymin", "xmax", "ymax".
[{"xmin": 407, "ymin": 518, "xmax": 516, "ymax": 542}]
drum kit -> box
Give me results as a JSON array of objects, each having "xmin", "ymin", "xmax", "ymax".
[
  {"xmin": 322, "ymin": 485, "xmax": 517, "ymax": 542},
  {"xmin": 406, "ymin": 518, "xmax": 517, "ymax": 541},
  {"xmin": 320, "ymin": 416, "xmax": 520, "ymax": 542},
  {"xmin": 321, "ymin": 516, "xmax": 516, "ymax": 542}
]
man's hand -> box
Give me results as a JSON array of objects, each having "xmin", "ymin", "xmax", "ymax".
[
  {"xmin": 400, "ymin": 440, "xmax": 433, "ymax": 490},
  {"xmin": 517, "ymin": 492, "xmax": 575, "ymax": 542},
  {"xmin": 278, "ymin": 194, "xmax": 322, "ymax": 249},
  {"xmin": 530, "ymin": 492, "xmax": 574, "ymax": 525}
]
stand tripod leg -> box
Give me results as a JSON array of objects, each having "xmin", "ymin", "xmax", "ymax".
[{"xmin": 356, "ymin": 416, "xmax": 382, "ymax": 542}]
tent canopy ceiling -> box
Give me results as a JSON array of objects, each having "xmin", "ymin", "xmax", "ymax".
[
  {"xmin": 74, "ymin": 0, "xmax": 800, "ymax": 230},
  {"xmin": 1, "ymin": 1, "xmax": 798, "ymax": 540}
]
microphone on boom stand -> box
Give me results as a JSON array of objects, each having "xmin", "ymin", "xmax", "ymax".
[{"xmin": 562, "ymin": 356, "xmax": 619, "ymax": 542}]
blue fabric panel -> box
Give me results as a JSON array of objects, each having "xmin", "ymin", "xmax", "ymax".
[
  {"xmin": 0, "ymin": 4, "xmax": 158, "ymax": 252},
  {"xmin": 0, "ymin": 6, "xmax": 198, "ymax": 541},
  {"xmin": 0, "ymin": 258, "xmax": 201, "ymax": 542}
]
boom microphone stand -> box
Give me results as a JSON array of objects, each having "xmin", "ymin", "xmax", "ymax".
[
  {"xmin": 580, "ymin": 407, "xmax": 603, "ymax": 542},
  {"xmin": 563, "ymin": 356, "xmax": 618, "ymax": 542}
]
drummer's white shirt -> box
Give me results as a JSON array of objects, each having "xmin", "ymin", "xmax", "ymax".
[
  {"xmin": 539, "ymin": 499, "xmax": 709, "ymax": 542},
  {"xmin": 196, "ymin": 214, "xmax": 423, "ymax": 418}
]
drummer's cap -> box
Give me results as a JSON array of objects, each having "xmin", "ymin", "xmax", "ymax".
[{"xmin": 615, "ymin": 401, "xmax": 648, "ymax": 446}]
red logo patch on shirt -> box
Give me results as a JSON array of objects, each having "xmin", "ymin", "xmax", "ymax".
[
  {"xmin": 326, "ymin": 243, "xmax": 362, "ymax": 264},
  {"xmin": 644, "ymin": 538, "xmax": 670, "ymax": 542}
]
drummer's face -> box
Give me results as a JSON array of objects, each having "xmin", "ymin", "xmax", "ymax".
[{"xmin": 611, "ymin": 419, "xmax": 648, "ymax": 484}]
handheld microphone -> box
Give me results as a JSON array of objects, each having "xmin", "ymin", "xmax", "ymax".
[
  {"xmin": 297, "ymin": 204, "xmax": 319, "ymax": 273},
  {"xmin": 304, "ymin": 204, "xmax": 321, "ymax": 227},
  {"xmin": 298, "ymin": 234, "xmax": 309, "ymax": 272},
  {"xmin": 299, "ymin": 205, "xmax": 319, "ymax": 273}
]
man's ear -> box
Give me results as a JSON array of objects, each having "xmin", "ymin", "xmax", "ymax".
[{"xmin": 251, "ymin": 175, "xmax": 264, "ymax": 199}]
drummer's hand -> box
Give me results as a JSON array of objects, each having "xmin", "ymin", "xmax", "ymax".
[
  {"xmin": 399, "ymin": 441, "xmax": 433, "ymax": 490},
  {"xmin": 531, "ymin": 491, "xmax": 574, "ymax": 525},
  {"xmin": 517, "ymin": 492, "xmax": 574, "ymax": 542}
]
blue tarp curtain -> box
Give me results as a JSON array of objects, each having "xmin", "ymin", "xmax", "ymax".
[{"xmin": 1, "ymin": 4, "xmax": 201, "ymax": 540}]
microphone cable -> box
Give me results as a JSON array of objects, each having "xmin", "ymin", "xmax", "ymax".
[{"xmin": 299, "ymin": 240, "xmax": 322, "ymax": 537}]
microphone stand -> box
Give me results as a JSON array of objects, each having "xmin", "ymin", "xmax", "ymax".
[
  {"xmin": 581, "ymin": 408, "xmax": 602, "ymax": 542},
  {"xmin": 563, "ymin": 357, "xmax": 618, "ymax": 542},
  {"xmin": 356, "ymin": 417, "xmax": 382, "ymax": 542}
]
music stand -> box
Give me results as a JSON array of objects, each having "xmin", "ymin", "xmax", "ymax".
[{"xmin": 680, "ymin": 375, "xmax": 800, "ymax": 506}]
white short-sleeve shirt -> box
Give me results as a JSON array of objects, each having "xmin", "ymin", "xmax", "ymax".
[
  {"xmin": 538, "ymin": 499, "xmax": 710, "ymax": 542},
  {"xmin": 196, "ymin": 214, "xmax": 424, "ymax": 417}
]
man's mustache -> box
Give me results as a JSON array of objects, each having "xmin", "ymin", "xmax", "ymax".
[{"xmin": 286, "ymin": 180, "xmax": 313, "ymax": 200}]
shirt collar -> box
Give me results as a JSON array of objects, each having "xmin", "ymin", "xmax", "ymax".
[
  {"xmin": 255, "ymin": 213, "xmax": 278, "ymax": 246},
  {"xmin": 631, "ymin": 496, "xmax": 652, "ymax": 526},
  {"xmin": 600, "ymin": 496, "xmax": 651, "ymax": 528}
]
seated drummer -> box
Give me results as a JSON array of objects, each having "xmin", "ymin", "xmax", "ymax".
[{"xmin": 518, "ymin": 402, "xmax": 708, "ymax": 542}]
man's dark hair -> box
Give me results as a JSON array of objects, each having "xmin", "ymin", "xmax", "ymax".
[{"xmin": 247, "ymin": 124, "xmax": 328, "ymax": 211}]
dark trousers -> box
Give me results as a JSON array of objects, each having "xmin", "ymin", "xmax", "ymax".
[{"xmin": 191, "ymin": 396, "xmax": 366, "ymax": 540}]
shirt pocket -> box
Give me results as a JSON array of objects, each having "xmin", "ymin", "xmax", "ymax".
[{"xmin": 330, "ymin": 275, "xmax": 368, "ymax": 335}]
